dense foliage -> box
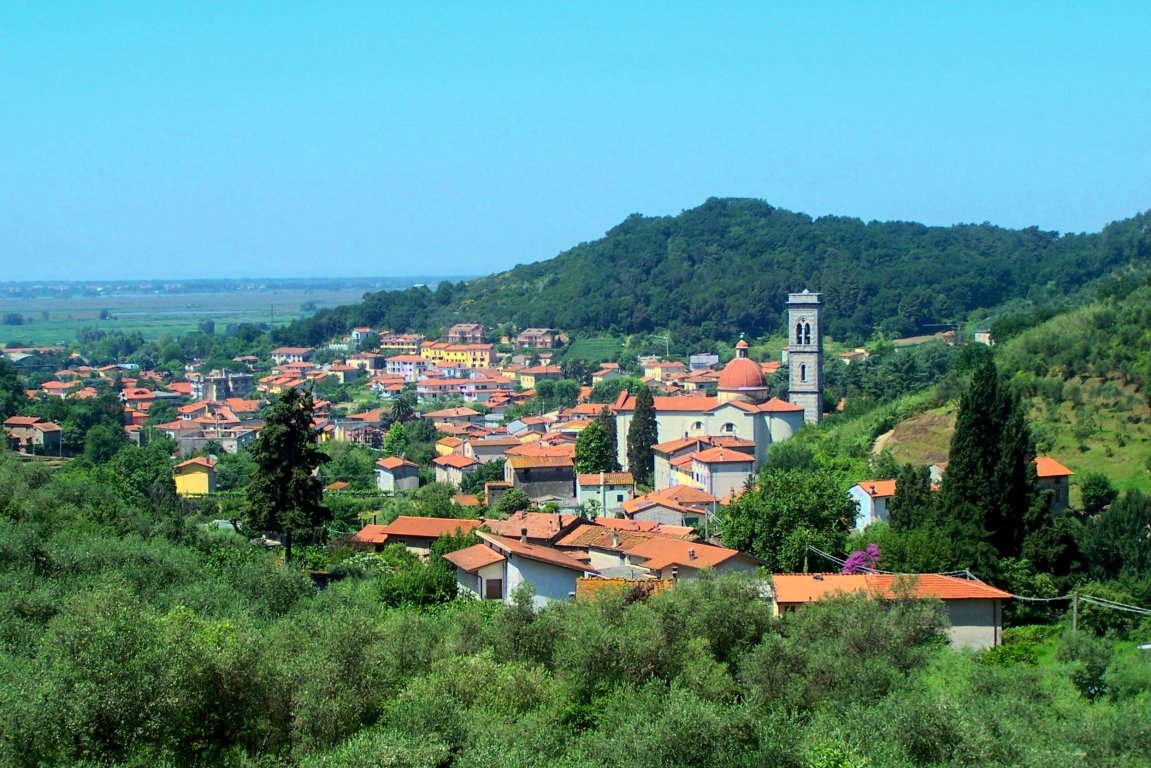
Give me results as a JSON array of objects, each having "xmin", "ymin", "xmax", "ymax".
[{"xmin": 275, "ymin": 200, "xmax": 1151, "ymax": 347}]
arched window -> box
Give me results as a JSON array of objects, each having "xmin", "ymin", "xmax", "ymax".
[
  {"xmin": 795, "ymin": 323, "xmax": 803, "ymax": 344},
  {"xmin": 691, "ymin": 421, "xmax": 703, "ymax": 432},
  {"xmin": 721, "ymin": 422, "xmax": 736, "ymax": 433},
  {"xmin": 803, "ymin": 322, "xmax": 812, "ymax": 345},
  {"xmin": 800, "ymin": 364, "xmax": 807, "ymax": 382}
]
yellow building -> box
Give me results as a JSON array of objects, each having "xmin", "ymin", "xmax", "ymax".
[
  {"xmin": 419, "ymin": 342, "xmax": 493, "ymax": 369},
  {"xmin": 174, "ymin": 456, "xmax": 218, "ymax": 497}
]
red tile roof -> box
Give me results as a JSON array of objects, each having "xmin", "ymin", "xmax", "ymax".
[
  {"xmin": 376, "ymin": 456, "xmax": 418, "ymax": 470},
  {"xmin": 443, "ymin": 543, "xmax": 506, "ymax": 573},
  {"xmin": 856, "ymin": 480, "xmax": 897, "ymax": 498},
  {"xmin": 691, "ymin": 447, "xmax": 756, "ymax": 464},
  {"xmin": 478, "ymin": 532, "xmax": 597, "ymax": 573},
  {"xmin": 352, "ymin": 516, "xmax": 481, "ymax": 544},
  {"xmin": 434, "ymin": 455, "xmax": 480, "ymax": 469},
  {"xmin": 507, "ymin": 455, "xmax": 575, "ymax": 469},
  {"xmin": 482, "ymin": 512, "xmax": 580, "ymax": 541},
  {"xmin": 772, "ymin": 573, "xmax": 1012, "ymax": 603},
  {"xmin": 576, "ymin": 472, "xmax": 635, "ymax": 486},
  {"xmin": 624, "ymin": 538, "xmax": 747, "ymax": 571},
  {"xmin": 1034, "ymin": 456, "xmax": 1074, "ymax": 478}
]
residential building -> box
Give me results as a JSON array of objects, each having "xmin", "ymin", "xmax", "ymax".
[
  {"xmin": 351, "ymin": 516, "xmax": 481, "ymax": 556},
  {"xmin": 771, "ymin": 573, "xmax": 1012, "ymax": 650},
  {"xmin": 504, "ymin": 455, "xmax": 576, "ymax": 501},
  {"xmin": 445, "ymin": 531, "xmax": 597, "ymax": 608},
  {"xmin": 434, "ymin": 454, "xmax": 480, "ymax": 486},
  {"xmin": 576, "ymin": 472, "xmax": 636, "ymax": 515},
  {"xmin": 446, "ymin": 323, "xmax": 487, "ymax": 344},
  {"xmin": 517, "ymin": 365, "xmax": 563, "ymax": 390},
  {"xmin": 850, "ymin": 479, "xmax": 897, "ymax": 529},
  {"xmin": 173, "ymin": 456, "xmax": 217, "ymax": 496},
  {"xmin": 1034, "ymin": 456, "xmax": 1074, "ymax": 512},
  {"xmin": 3, "ymin": 416, "xmax": 62, "ymax": 453},
  {"xmin": 420, "ymin": 342, "xmax": 493, "ymax": 369},
  {"xmin": 516, "ymin": 328, "xmax": 559, "ymax": 348},
  {"xmin": 269, "ymin": 347, "xmax": 314, "ymax": 365}
]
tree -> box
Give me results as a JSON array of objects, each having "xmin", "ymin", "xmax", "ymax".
[
  {"xmin": 1078, "ymin": 472, "xmax": 1117, "ymax": 515},
  {"xmin": 626, "ymin": 386, "xmax": 658, "ymax": 486},
  {"xmin": 1078, "ymin": 489, "xmax": 1151, "ymax": 580},
  {"xmin": 575, "ymin": 420, "xmax": 617, "ymax": 475},
  {"xmin": 0, "ymin": 357, "xmax": 26, "ymax": 420},
  {"xmin": 719, "ymin": 469, "xmax": 855, "ymax": 571},
  {"xmin": 84, "ymin": 423, "xmax": 127, "ymax": 464},
  {"xmin": 937, "ymin": 359, "xmax": 1037, "ymax": 567},
  {"xmin": 390, "ymin": 393, "xmax": 416, "ymax": 423},
  {"xmin": 459, "ymin": 458, "xmax": 506, "ymax": 496},
  {"xmin": 494, "ymin": 488, "xmax": 532, "ymax": 517},
  {"xmin": 887, "ymin": 464, "xmax": 935, "ymax": 532},
  {"xmin": 245, "ymin": 388, "xmax": 330, "ymax": 564},
  {"xmin": 381, "ymin": 422, "xmax": 411, "ymax": 458}
]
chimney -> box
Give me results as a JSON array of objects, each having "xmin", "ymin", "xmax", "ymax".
[
  {"xmin": 688, "ymin": 548, "xmax": 696, "ymax": 561},
  {"xmin": 869, "ymin": 484, "xmax": 876, "ymax": 496},
  {"xmin": 612, "ymin": 532, "xmax": 620, "ymax": 548},
  {"xmin": 520, "ymin": 527, "xmax": 528, "ymax": 543}
]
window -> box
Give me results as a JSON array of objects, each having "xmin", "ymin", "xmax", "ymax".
[
  {"xmin": 803, "ymin": 322, "xmax": 811, "ymax": 345},
  {"xmin": 616, "ymin": 493, "xmax": 625, "ymax": 502},
  {"xmin": 484, "ymin": 578, "xmax": 503, "ymax": 600},
  {"xmin": 800, "ymin": 364, "xmax": 807, "ymax": 382},
  {"xmin": 721, "ymin": 422, "xmax": 736, "ymax": 433},
  {"xmin": 691, "ymin": 421, "xmax": 703, "ymax": 431},
  {"xmin": 795, "ymin": 323, "xmax": 803, "ymax": 344}
]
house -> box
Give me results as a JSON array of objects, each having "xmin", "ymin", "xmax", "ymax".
[
  {"xmin": 434, "ymin": 454, "xmax": 481, "ymax": 486},
  {"xmin": 642, "ymin": 360, "xmax": 689, "ymax": 382},
  {"xmin": 173, "ymin": 456, "xmax": 217, "ymax": 497},
  {"xmin": 1034, "ymin": 456, "xmax": 1074, "ymax": 512},
  {"xmin": 465, "ymin": 435, "xmax": 522, "ymax": 463},
  {"xmin": 424, "ymin": 406, "xmax": 483, "ymax": 427},
  {"xmin": 445, "ymin": 531, "xmax": 597, "ymax": 608},
  {"xmin": 420, "ymin": 342, "xmax": 494, "ymax": 369},
  {"xmin": 517, "ymin": 365, "xmax": 563, "ymax": 390},
  {"xmin": 770, "ymin": 572, "xmax": 1012, "ymax": 650},
  {"xmin": 269, "ymin": 347, "xmax": 314, "ymax": 365},
  {"xmin": 621, "ymin": 486, "xmax": 718, "ymax": 528},
  {"xmin": 504, "ymin": 455, "xmax": 576, "ymax": 501},
  {"xmin": 446, "ymin": 323, "xmax": 487, "ymax": 344},
  {"xmin": 384, "ymin": 354, "xmax": 429, "ymax": 382},
  {"xmin": 351, "ymin": 516, "xmax": 481, "ymax": 556},
  {"xmin": 375, "ymin": 456, "xmax": 420, "ymax": 493},
  {"xmin": 516, "ymin": 328, "xmax": 558, "ymax": 349},
  {"xmin": 622, "ymin": 537, "xmax": 761, "ymax": 580},
  {"xmin": 687, "ymin": 447, "xmax": 756, "ymax": 500},
  {"xmin": 3, "ymin": 416, "xmax": 62, "ymax": 454},
  {"xmin": 482, "ymin": 510, "xmax": 582, "ymax": 545},
  {"xmin": 350, "ymin": 327, "xmax": 375, "ymax": 344},
  {"xmin": 576, "ymin": 472, "xmax": 636, "ymax": 515},
  {"xmin": 850, "ymin": 480, "xmax": 897, "ymax": 529}
]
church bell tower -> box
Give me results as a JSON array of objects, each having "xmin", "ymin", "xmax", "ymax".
[{"xmin": 787, "ymin": 290, "xmax": 823, "ymax": 424}]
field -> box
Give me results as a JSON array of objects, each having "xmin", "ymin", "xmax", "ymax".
[
  {"xmin": 0, "ymin": 287, "xmax": 372, "ymax": 345},
  {"xmin": 563, "ymin": 336, "xmax": 623, "ymax": 362}
]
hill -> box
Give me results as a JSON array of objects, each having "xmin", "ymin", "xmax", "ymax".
[
  {"xmin": 878, "ymin": 275, "xmax": 1151, "ymax": 496},
  {"xmin": 276, "ymin": 198, "xmax": 1151, "ymax": 349}
]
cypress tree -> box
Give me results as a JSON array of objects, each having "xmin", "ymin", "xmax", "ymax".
[
  {"xmin": 626, "ymin": 386, "xmax": 658, "ymax": 486},
  {"xmin": 246, "ymin": 388, "xmax": 330, "ymax": 564},
  {"xmin": 888, "ymin": 463, "xmax": 935, "ymax": 531},
  {"xmin": 938, "ymin": 358, "xmax": 1036, "ymax": 566}
]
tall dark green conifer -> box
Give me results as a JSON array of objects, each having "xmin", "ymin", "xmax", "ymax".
[
  {"xmin": 939, "ymin": 358, "xmax": 1036, "ymax": 568},
  {"xmin": 888, "ymin": 464, "xmax": 935, "ymax": 531},
  {"xmin": 246, "ymin": 388, "xmax": 330, "ymax": 563},
  {"xmin": 626, "ymin": 386, "xmax": 658, "ymax": 486}
]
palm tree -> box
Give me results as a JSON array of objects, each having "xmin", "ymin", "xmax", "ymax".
[{"xmin": 390, "ymin": 392, "xmax": 415, "ymax": 423}]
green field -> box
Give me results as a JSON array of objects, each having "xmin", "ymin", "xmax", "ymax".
[
  {"xmin": 563, "ymin": 337, "xmax": 623, "ymax": 362},
  {"xmin": 0, "ymin": 288, "xmax": 370, "ymax": 345}
]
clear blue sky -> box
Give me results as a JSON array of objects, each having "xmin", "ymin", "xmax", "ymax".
[{"xmin": 1, "ymin": 3, "xmax": 1148, "ymax": 281}]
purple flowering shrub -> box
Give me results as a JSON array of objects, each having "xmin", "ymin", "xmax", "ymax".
[{"xmin": 841, "ymin": 543, "xmax": 880, "ymax": 574}]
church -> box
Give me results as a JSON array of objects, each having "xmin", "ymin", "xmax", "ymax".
[{"xmin": 613, "ymin": 291, "xmax": 823, "ymax": 489}]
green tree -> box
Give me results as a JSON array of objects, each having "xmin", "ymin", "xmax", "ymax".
[
  {"xmin": 245, "ymin": 388, "xmax": 330, "ymax": 563},
  {"xmin": 937, "ymin": 358, "xmax": 1037, "ymax": 567},
  {"xmin": 575, "ymin": 420, "xmax": 617, "ymax": 474},
  {"xmin": 459, "ymin": 458, "xmax": 506, "ymax": 496},
  {"xmin": 719, "ymin": 469, "xmax": 855, "ymax": 571},
  {"xmin": 390, "ymin": 393, "xmax": 416, "ymax": 423},
  {"xmin": 494, "ymin": 487, "xmax": 532, "ymax": 517},
  {"xmin": 1078, "ymin": 472, "xmax": 1117, "ymax": 515},
  {"xmin": 1078, "ymin": 489, "xmax": 1151, "ymax": 580},
  {"xmin": 626, "ymin": 385, "xmax": 658, "ymax": 486},
  {"xmin": 887, "ymin": 464, "xmax": 935, "ymax": 531},
  {"xmin": 382, "ymin": 421, "xmax": 411, "ymax": 458},
  {"xmin": 0, "ymin": 357, "xmax": 26, "ymax": 420},
  {"xmin": 84, "ymin": 423, "xmax": 127, "ymax": 464}
]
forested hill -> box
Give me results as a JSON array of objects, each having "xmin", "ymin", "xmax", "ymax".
[{"xmin": 277, "ymin": 198, "xmax": 1151, "ymax": 347}]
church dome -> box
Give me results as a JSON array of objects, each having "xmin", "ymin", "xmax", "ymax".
[{"xmin": 718, "ymin": 357, "xmax": 765, "ymax": 390}]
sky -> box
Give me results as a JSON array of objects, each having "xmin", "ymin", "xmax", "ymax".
[{"xmin": 1, "ymin": 2, "xmax": 1149, "ymax": 281}]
